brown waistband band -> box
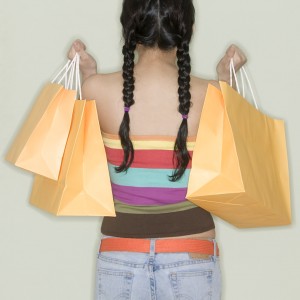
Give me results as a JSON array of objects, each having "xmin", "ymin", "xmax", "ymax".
[
  {"xmin": 101, "ymin": 208, "xmax": 215, "ymax": 238},
  {"xmin": 100, "ymin": 238, "xmax": 219, "ymax": 256}
]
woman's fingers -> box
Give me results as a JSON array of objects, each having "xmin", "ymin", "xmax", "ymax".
[
  {"xmin": 216, "ymin": 44, "xmax": 247, "ymax": 82},
  {"xmin": 74, "ymin": 39, "xmax": 86, "ymax": 51},
  {"xmin": 67, "ymin": 39, "xmax": 87, "ymax": 60},
  {"xmin": 67, "ymin": 39, "xmax": 98, "ymax": 81},
  {"xmin": 226, "ymin": 44, "xmax": 247, "ymax": 70}
]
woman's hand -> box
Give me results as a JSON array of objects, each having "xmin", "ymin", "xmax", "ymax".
[
  {"xmin": 68, "ymin": 39, "xmax": 98, "ymax": 82},
  {"xmin": 216, "ymin": 44, "xmax": 247, "ymax": 83}
]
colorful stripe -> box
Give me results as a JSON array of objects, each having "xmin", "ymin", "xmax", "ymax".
[
  {"xmin": 101, "ymin": 131, "xmax": 196, "ymax": 142},
  {"xmin": 104, "ymin": 147, "xmax": 193, "ymax": 169},
  {"xmin": 108, "ymin": 163, "xmax": 190, "ymax": 188},
  {"xmin": 102, "ymin": 135, "xmax": 196, "ymax": 150},
  {"xmin": 111, "ymin": 183, "xmax": 188, "ymax": 205},
  {"xmin": 114, "ymin": 199, "xmax": 197, "ymax": 214},
  {"xmin": 102, "ymin": 132, "xmax": 196, "ymax": 213}
]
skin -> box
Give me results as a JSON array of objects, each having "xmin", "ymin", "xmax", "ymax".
[{"xmin": 68, "ymin": 40, "xmax": 247, "ymax": 240}]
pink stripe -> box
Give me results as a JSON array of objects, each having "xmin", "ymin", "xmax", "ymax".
[
  {"xmin": 105, "ymin": 147, "xmax": 193, "ymax": 169},
  {"xmin": 111, "ymin": 183, "xmax": 187, "ymax": 206}
]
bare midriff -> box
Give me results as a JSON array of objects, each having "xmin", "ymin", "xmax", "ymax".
[{"xmin": 160, "ymin": 229, "xmax": 216, "ymax": 240}]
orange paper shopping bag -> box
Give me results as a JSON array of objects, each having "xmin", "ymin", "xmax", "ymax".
[
  {"xmin": 186, "ymin": 77, "xmax": 291, "ymax": 228},
  {"xmin": 5, "ymin": 57, "xmax": 77, "ymax": 179},
  {"xmin": 30, "ymin": 100, "xmax": 116, "ymax": 216}
]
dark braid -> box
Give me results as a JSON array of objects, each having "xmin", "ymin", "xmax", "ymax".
[
  {"xmin": 169, "ymin": 40, "xmax": 192, "ymax": 181},
  {"xmin": 115, "ymin": 31, "xmax": 137, "ymax": 173}
]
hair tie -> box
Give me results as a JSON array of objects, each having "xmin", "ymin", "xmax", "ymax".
[
  {"xmin": 124, "ymin": 106, "xmax": 130, "ymax": 112},
  {"xmin": 182, "ymin": 114, "xmax": 188, "ymax": 119}
]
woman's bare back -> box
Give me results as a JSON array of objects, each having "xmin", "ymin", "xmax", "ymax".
[{"xmin": 82, "ymin": 60, "xmax": 219, "ymax": 137}]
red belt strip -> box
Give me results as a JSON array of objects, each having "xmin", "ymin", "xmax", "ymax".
[{"xmin": 100, "ymin": 238, "xmax": 219, "ymax": 256}]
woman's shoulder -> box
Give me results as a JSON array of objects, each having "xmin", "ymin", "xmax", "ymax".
[
  {"xmin": 82, "ymin": 71, "xmax": 122, "ymax": 88},
  {"xmin": 82, "ymin": 71, "xmax": 123, "ymax": 100},
  {"xmin": 81, "ymin": 71, "xmax": 221, "ymax": 101},
  {"xmin": 190, "ymin": 75, "xmax": 220, "ymax": 90},
  {"xmin": 188, "ymin": 76, "xmax": 220, "ymax": 106}
]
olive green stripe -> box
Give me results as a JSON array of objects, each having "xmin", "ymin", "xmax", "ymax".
[{"xmin": 114, "ymin": 199, "xmax": 197, "ymax": 214}]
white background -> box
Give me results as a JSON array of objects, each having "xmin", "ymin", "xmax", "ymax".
[{"xmin": 1, "ymin": 0, "xmax": 299, "ymax": 299}]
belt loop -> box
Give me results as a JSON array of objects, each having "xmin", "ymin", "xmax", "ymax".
[
  {"xmin": 97, "ymin": 235, "xmax": 103, "ymax": 258},
  {"xmin": 213, "ymin": 239, "xmax": 216, "ymax": 256},
  {"xmin": 149, "ymin": 239, "xmax": 156, "ymax": 258},
  {"xmin": 213, "ymin": 239, "xmax": 217, "ymax": 261}
]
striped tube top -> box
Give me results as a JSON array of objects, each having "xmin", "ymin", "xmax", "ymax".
[{"xmin": 101, "ymin": 131, "xmax": 215, "ymax": 238}]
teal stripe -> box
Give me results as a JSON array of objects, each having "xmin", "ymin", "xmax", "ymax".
[{"xmin": 108, "ymin": 163, "xmax": 190, "ymax": 188}]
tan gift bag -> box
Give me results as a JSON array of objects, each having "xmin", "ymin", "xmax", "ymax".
[
  {"xmin": 186, "ymin": 65, "xmax": 291, "ymax": 228},
  {"xmin": 5, "ymin": 57, "xmax": 78, "ymax": 179},
  {"xmin": 30, "ymin": 99, "xmax": 116, "ymax": 216}
]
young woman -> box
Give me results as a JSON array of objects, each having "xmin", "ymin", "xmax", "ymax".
[{"xmin": 69, "ymin": 1, "xmax": 246, "ymax": 299}]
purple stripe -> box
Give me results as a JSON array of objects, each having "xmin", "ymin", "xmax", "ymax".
[{"xmin": 111, "ymin": 183, "xmax": 187, "ymax": 206}]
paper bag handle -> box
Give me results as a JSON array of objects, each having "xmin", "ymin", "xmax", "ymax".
[
  {"xmin": 51, "ymin": 54, "xmax": 82, "ymax": 100},
  {"xmin": 75, "ymin": 54, "xmax": 82, "ymax": 100},
  {"xmin": 51, "ymin": 59, "xmax": 71, "ymax": 84},
  {"xmin": 66, "ymin": 53, "xmax": 82, "ymax": 100},
  {"xmin": 230, "ymin": 59, "xmax": 259, "ymax": 110},
  {"xmin": 51, "ymin": 54, "xmax": 78, "ymax": 87}
]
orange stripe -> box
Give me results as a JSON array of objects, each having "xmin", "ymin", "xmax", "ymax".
[{"xmin": 100, "ymin": 238, "xmax": 219, "ymax": 255}]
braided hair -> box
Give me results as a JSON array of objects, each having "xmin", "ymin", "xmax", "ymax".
[
  {"xmin": 114, "ymin": 30, "xmax": 137, "ymax": 172},
  {"xmin": 171, "ymin": 40, "xmax": 192, "ymax": 181},
  {"xmin": 117, "ymin": 0, "xmax": 195, "ymax": 181}
]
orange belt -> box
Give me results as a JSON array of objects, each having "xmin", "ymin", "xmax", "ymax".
[{"xmin": 100, "ymin": 238, "xmax": 219, "ymax": 256}]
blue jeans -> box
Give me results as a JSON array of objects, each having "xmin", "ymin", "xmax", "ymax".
[{"xmin": 95, "ymin": 236, "xmax": 222, "ymax": 300}]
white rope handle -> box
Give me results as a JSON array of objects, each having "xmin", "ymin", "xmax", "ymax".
[
  {"xmin": 75, "ymin": 54, "xmax": 82, "ymax": 100},
  {"xmin": 51, "ymin": 53, "xmax": 82, "ymax": 99},
  {"xmin": 230, "ymin": 59, "xmax": 259, "ymax": 110},
  {"xmin": 230, "ymin": 59, "xmax": 241, "ymax": 94},
  {"xmin": 66, "ymin": 58, "xmax": 76, "ymax": 90},
  {"xmin": 51, "ymin": 59, "xmax": 70, "ymax": 84},
  {"xmin": 52, "ymin": 54, "xmax": 79, "ymax": 86},
  {"xmin": 66, "ymin": 53, "xmax": 82, "ymax": 99},
  {"xmin": 240, "ymin": 66, "xmax": 245, "ymax": 98},
  {"xmin": 241, "ymin": 66, "xmax": 258, "ymax": 110}
]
